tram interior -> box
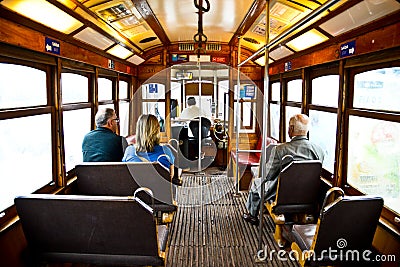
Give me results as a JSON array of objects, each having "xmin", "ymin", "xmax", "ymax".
[{"xmin": 0, "ymin": 0, "xmax": 400, "ymax": 266}]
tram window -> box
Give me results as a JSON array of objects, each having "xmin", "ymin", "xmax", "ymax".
[
  {"xmin": 285, "ymin": 106, "xmax": 301, "ymax": 141},
  {"xmin": 234, "ymin": 84, "xmax": 256, "ymax": 132},
  {"xmin": 309, "ymin": 110, "xmax": 336, "ymax": 174},
  {"xmin": 119, "ymin": 102, "xmax": 129, "ymax": 137},
  {"xmin": 142, "ymin": 83, "xmax": 166, "ymax": 132},
  {"xmin": 353, "ymin": 67, "xmax": 400, "ymax": 112},
  {"xmin": 61, "ymin": 73, "xmax": 88, "ymax": 103},
  {"xmin": 311, "ymin": 75, "xmax": 339, "ymax": 107},
  {"xmin": 347, "ymin": 116, "xmax": 400, "ymax": 214},
  {"xmin": 142, "ymin": 83, "xmax": 165, "ymax": 99},
  {"xmin": 0, "ymin": 115, "xmax": 52, "ymax": 211},
  {"xmin": 0, "ymin": 64, "xmax": 47, "ymax": 108},
  {"xmin": 271, "ymin": 82, "xmax": 280, "ymax": 101},
  {"xmin": 170, "ymin": 82, "xmax": 181, "ymax": 118},
  {"xmin": 287, "ymin": 79, "xmax": 302, "ymax": 102},
  {"xmin": 270, "ymin": 103, "xmax": 280, "ymax": 140},
  {"xmin": 142, "ymin": 102, "xmax": 166, "ymax": 132},
  {"xmin": 118, "ymin": 80, "xmax": 128, "ymax": 99},
  {"xmin": 98, "ymin": 77, "xmax": 113, "ymax": 101},
  {"xmin": 217, "ymin": 80, "xmax": 229, "ymax": 120},
  {"xmin": 63, "ymin": 109, "xmax": 91, "ymax": 171}
]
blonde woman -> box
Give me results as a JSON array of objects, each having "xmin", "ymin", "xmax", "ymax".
[{"xmin": 123, "ymin": 114, "xmax": 175, "ymax": 176}]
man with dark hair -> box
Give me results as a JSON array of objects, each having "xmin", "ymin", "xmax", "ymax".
[
  {"xmin": 242, "ymin": 114, "xmax": 325, "ymax": 226},
  {"xmin": 82, "ymin": 108, "xmax": 128, "ymax": 162}
]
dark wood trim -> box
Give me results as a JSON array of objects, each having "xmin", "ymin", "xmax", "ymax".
[
  {"xmin": 229, "ymin": 0, "xmax": 266, "ymax": 47},
  {"xmin": 131, "ymin": 0, "xmax": 170, "ymax": 45}
]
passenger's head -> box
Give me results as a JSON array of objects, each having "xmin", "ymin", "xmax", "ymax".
[
  {"xmin": 187, "ymin": 97, "xmax": 196, "ymax": 106},
  {"xmin": 135, "ymin": 114, "xmax": 160, "ymax": 152},
  {"xmin": 288, "ymin": 114, "xmax": 309, "ymax": 138},
  {"xmin": 95, "ymin": 108, "xmax": 118, "ymax": 133}
]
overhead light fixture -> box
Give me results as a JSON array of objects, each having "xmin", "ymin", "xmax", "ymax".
[
  {"xmin": 127, "ymin": 55, "xmax": 145, "ymax": 65},
  {"xmin": 73, "ymin": 28, "xmax": 114, "ymax": 50},
  {"xmin": 269, "ymin": 46, "xmax": 294, "ymax": 60},
  {"xmin": 106, "ymin": 44, "xmax": 133, "ymax": 59},
  {"xmin": 286, "ymin": 29, "xmax": 328, "ymax": 51},
  {"xmin": 2, "ymin": 0, "xmax": 83, "ymax": 34},
  {"xmin": 254, "ymin": 55, "xmax": 273, "ymax": 66}
]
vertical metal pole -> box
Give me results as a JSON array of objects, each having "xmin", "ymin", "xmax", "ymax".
[
  {"xmin": 257, "ymin": 0, "xmax": 270, "ymax": 254},
  {"xmin": 234, "ymin": 36, "xmax": 241, "ymax": 195},
  {"xmin": 198, "ymin": 60, "xmax": 202, "ymax": 172}
]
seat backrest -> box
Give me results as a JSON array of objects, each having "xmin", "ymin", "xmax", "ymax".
[
  {"xmin": 312, "ymin": 195, "xmax": 383, "ymax": 255},
  {"xmin": 15, "ymin": 194, "xmax": 165, "ymax": 266},
  {"xmin": 76, "ymin": 162, "xmax": 175, "ymax": 207},
  {"xmin": 189, "ymin": 117, "xmax": 211, "ymax": 139},
  {"xmin": 274, "ymin": 160, "xmax": 322, "ymax": 212}
]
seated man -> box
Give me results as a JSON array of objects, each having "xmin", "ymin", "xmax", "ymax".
[
  {"xmin": 82, "ymin": 108, "xmax": 128, "ymax": 162},
  {"xmin": 179, "ymin": 97, "xmax": 209, "ymax": 120},
  {"xmin": 242, "ymin": 114, "xmax": 325, "ymax": 226}
]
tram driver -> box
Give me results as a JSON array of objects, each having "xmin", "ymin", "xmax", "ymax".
[{"xmin": 242, "ymin": 114, "xmax": 325, "ymax": 226}]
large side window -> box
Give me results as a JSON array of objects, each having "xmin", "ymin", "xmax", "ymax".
[
  {"xmin": 347, "ymin": 66, "xmax": 400, "ymax": 216},
  {"xmin": 309, "ymin": 74, "xmax": 339, "ymax": 174},
  {"xmin": 0, "ymin": 63, "xmax": 52, "ymax": 212},
  {"xmin": 119, "ymin": 79, "xmax": 130, "ymax": 137},
  {"xmin": 285, "ymin": 78, "xmax": 302, "ymax": 141},
  {"xmin": 269, "ymin": 81, "xmax": 280, "ymax": 140},
  {"xmin": 142, "ymin": 83, "xmax": 166, "ymax": 132},
  {"xmin": 61, "ymin": 72, "xmax": 91, "ymax": 171}
]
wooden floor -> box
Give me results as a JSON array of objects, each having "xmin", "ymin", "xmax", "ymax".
[{"xmin": 165, "ymin": 169, "xmax": 300, "ymax": 267}]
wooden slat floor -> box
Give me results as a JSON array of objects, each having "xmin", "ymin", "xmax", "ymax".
[{"xmin": 165, "ymin": 171, "xmax": 300, "ymax": 267}]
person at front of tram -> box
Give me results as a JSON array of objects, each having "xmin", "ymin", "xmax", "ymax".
[
  {"xmin": 179, "ymin": 97, "xmax": 209, "ymax": 120},
  {"xmin": 82, "ymin": 108, "xmax": 128, "ymax": 162},
  {"xmin": 122, "ymin": 114, "xmax": 175, "ymax": 178},
  {"xmin": 242, "ymin": 114, "xmax": 325, "ymax": 226}
]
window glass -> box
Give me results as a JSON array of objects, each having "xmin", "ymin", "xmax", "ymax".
[
  {"xmin": 270, "ymin": 103, "xmax": 280, "ymax": 140},
  {"xmin": 312, "ymin": 75, "xmax": 339, "ymax": 107},
  {"xmin": 217, "ymin": 80, "xmax": 229, "ymax": 120},
  {"xmin": 285, "ymin": 106, "xmax": 301, "ymax": 141},
  {"xmin": 287, "ymin": 79, "xmax": 302, "ymax": 102},
  {"xmin": 61, "ymin": 73, "xmax": 88, "ymax": 103},
  {"xmin": 0, "ymin": 115, "xmax": 52, "ymax": 211},
  {"xmin": 98, "ymin": 77, "xmax": 112, "ymax": 101},
  {"xmin": 0, "ymin": 64, "xmax": 46, "ymax": 109},
  {"xmin": 142, "ymin": 83, "xmax": 165, "ymax": 99},
  {"xmin": 170, "ymin": 82, "xmax": 181, "ymax": 119},
  {"xmin": 347, "ymin": 116, "xmax": 400, "ymax": 214},
  {"xmin": 119, "ymin": 101, "xmax": 130, "ymax": 137},
  {"xmin": 63, "ymin": 109, "xmax": 91, "ymax": 171},
  {"xmin": 271, "ymin": 82, "xmax": 280, "ymax": 101},
  {"xmin": 309, "ymin": 110, "xmax": 337, "ymax": 173},
  {"xmin": 119, "ymin": 80, "xmax": 128, "ymax": 99},
  {"xmin": 353, "ymin": 67, "xmax": 400, "ymax": 111},
  {"xmin": 142, "ymin": 102, "xmax": 166, "ymax": 132}
]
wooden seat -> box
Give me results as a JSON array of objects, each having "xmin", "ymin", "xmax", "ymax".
[
  {"xmin": 15, "ymin": 192, "xmax": 169, "ymax": 266},
  {"xmin": 75, "ymin": 162, "xmax": 177, "ymax": 213},
  {"xmin": 265, "ymin": 160, "xmax": 323, "ymax": 247},
  {"xmin": 291, "ymin": 187, "xmax": 384, "ymax": 266}
]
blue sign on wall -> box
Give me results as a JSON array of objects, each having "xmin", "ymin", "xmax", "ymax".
[
  {"xmin": 285, "ymin": 61, "xmax": 292, "ymax": 71},
  {"xmin": 340, "ymin": 40, "xmax": 356, "ymax": 58},
  {"xmin": 244, "ymin": 85, "xmax": 255, "ymax": 98},
  {"xmin": 45, "ymin": 37, "xmax": 60, "ymax": 55},
  {"xmin": 149, "ymin": 84, "xmax": 158, "ymax": 93}
]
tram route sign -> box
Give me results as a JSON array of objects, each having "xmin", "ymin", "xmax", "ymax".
[
  {"xmin": 45, "ymin": 37, "xmax": 60, "ymax": 55},
  {"xmin": 340, "ymin": 40, "xmax": 356, "ymax": 58}
]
